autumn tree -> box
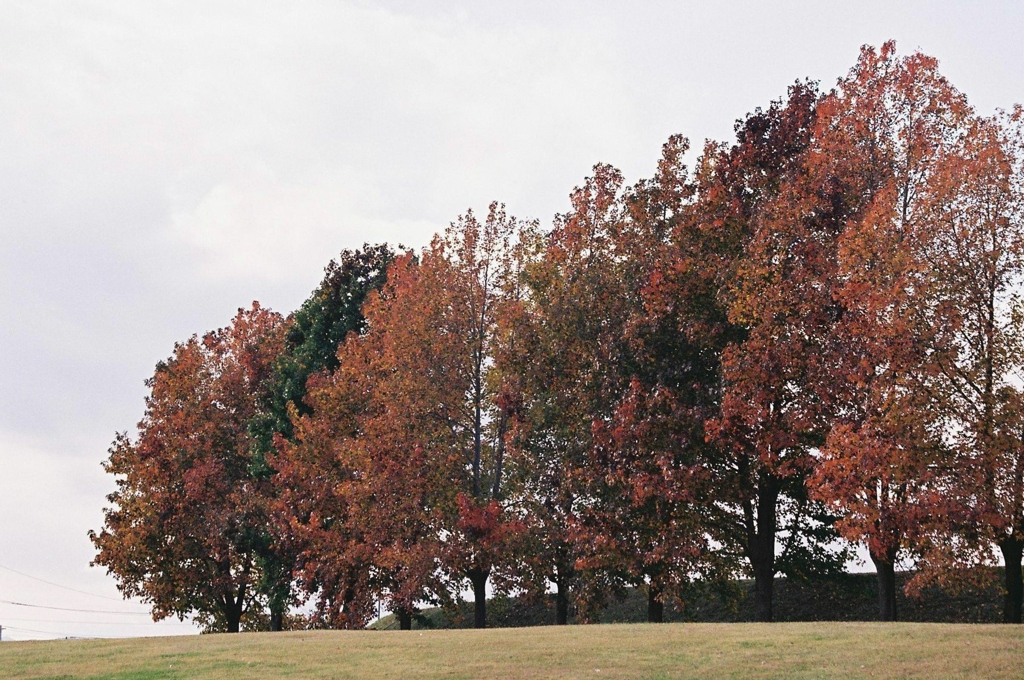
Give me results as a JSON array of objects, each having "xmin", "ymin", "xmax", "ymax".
[
  {"xmin": 91, "ymin": 303, "xmax": 286, "ymax": 633},
  {"xmin": 920, "ymin": 107, "xmax": 1024, "ymax": 622},
  {"xmin": 502, "ymin": 166, "xmax": 633, "ymax": 622},
  {"xmin": 281, "ymin": 251, "xmax": 449, "ymax": 630},
  {"xmin": 287, "ymin": 207, "xmax": 530, "ymax": 629},
  {"xmin": 807, "ymin": 43, "xmax": 972, "ymax": 621},
  {"xmin": 422, "ymin": 205, "xmax": 532, "ymax": 629},
  {"xmin": 271, "ymin": 370, "xmax": 377, "ymax": 629},
  {"xmin": 507, "ymin": 152, "xmax": 724, "ymax": 624},
  {"xmin": 289, "ymin": 264, "xmax": 456, "ymax": 628},
  {"xmin": 683, "ymin": 82, "xmax": 852, "ymax": 622}
]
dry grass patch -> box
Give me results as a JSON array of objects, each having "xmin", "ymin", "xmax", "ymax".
[{"xmin": 0, "ymin": 622, "xmax": 1021, "ymax": 679}]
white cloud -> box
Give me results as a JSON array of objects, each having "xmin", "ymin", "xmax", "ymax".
[{"xmin": 167, "ymin": 168, "xmax": 438, "ymax": 282}]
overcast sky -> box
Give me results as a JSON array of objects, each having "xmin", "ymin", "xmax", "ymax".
[{"xmin": 2, "ymin": 0, "xmax": 1023, "ymax": 640}]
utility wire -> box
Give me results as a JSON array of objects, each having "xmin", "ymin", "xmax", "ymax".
[
  {"xmin": 0, "ymin": 600, "xmax": 151, "ymax": 615},
  {"xmin": 0, "ymin": 563, "xmax": 126, "ymax": 602},
  {"xmin": 3, "ymin": 625, "xmax": 95, "ymax": 639}
]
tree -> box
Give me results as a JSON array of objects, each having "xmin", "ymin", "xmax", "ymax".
[
  {"xmin": 91, "ymin": 303, "xmax": 286, "ymax": 632},
  {"xmin": 421, "ymin": 205, "xmax": 531, "ymax": 628},
  {"xmin": 288, "ymin": 207, "xmax": 530, "ymax": 629},
  {"xmin": 508, "ymin": 154, "xmax": 724, "ymax": 623},
  {"xmin": 808, "ymin": 43, "xmax": 972, "ymax": 621},
  {"xmin": 502, "ymin": 166, "xmax": 630, "ymax": 623},
  {"xmin": 921, "ymin": 107, "xmax": 1024, "ymax": 622},
  {"xmin": 270, "ymin": 372, "xmax": 377, "ymax": 629},
  {"xmin": 253, "ymin": 245, "xmax": 394, "ymax": 630},
  {"xmin": 684, "ymin": 83, "xmax": 850, "ymax": 622},
  {"xmin": 280, "ymin": 251, "xmax": 447, "ymax": 630}
]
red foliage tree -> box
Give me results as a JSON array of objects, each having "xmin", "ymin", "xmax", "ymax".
[
  {"xmin": 808, "ymin": 43, "xmax": 973, "ymax": 621},
  {"xmin": 501, "ymin": 166, "xmax": 631, "ymax": 622},
  {"xmin": 91, "ymin": 303, "xmax": 286, "ymax": 632},
  {"xmin": 508, "ymin": 153, "xmax": 722, "ymax": 623},
  {"xmin": 678, "ymin": 83, "xmax": 851, "ymax": 622},
  {"xmin": 918, "ymin": 107, "xmax": 1024, "ymax": 622},
  {"xmin": 284, "ymin": 206, "xmax": 530, "ymax": 629},
  {"xmin": 257, "ymin": 246, "xmax": 395, "ymax": 630}
]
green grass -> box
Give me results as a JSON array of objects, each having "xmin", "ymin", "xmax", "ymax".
[{"xmin": 1, "ymin": 623, "xmax": 1022, "ymax": 679}]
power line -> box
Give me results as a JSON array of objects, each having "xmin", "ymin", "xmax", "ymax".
[
  {"xmin": 0, "ymin": 600, "xmax": 152, "ymax": 616},
  {"xmin": 3, "ymin": 625, "xmax": 95, "ymax": 639},
  {"xmin": 0, "ymin": 563, "xmax": 126, "ymax": 602}
]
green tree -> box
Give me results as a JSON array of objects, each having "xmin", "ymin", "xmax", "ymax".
[{"xmin": 254, "ymin": 244, "xmax": 395, "ymax": 629}]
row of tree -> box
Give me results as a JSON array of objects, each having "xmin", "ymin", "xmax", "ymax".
[{"xmin": 91, "ymin": 43, "xmax": 1024, "ymax": 631}]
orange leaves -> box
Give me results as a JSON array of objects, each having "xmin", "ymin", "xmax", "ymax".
[
  {"xmin": 92, "ymin": 303, "xmax": 287, "ymax": 632},
  {"xmin": 507, "ymin": 155, "xmax": 722, "ymax": 613},
  {"xmin": 453, "ymin": 494, "xmax": 524, "ymax": 565},
  {"xmin": 93, "ymin": 43, "xmax": 1024, "ymax": 628},
  {"xmin": 799, "ymin": 42, "xmax": 1024, "ymax": 621},
  {"xmin": 278, "ymin": 206, "xmax": 534, "ymax": 625}
]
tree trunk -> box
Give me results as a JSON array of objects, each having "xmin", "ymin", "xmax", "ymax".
[
  {"xmin": 555, "ymin": 577, "xmax": 569, "ymax": 625},
  {"xmin": 1000, "ymin": 536, "xmax": 1023, "ymax": 624},
  {"xmin": 225, "ymin": 603, "xmax": 242, "ymax": 633},
  {"xmin": 397, "ymin": 608, "xmax": 413, "ymax": 630},
  {"xmin": 269, "ymin": 607, "xmax": 284, "ymax": 632},
  {"xmin": 869, "ymin": 550, "xmax": 898, "ymax": 622},
  {"xmin": 749, "ymin": 479, "xmax": 780, "ymax": 623},
  {"xmin": 221, "ymin": 587, "xmax": 245, "ymax": 633},
  {"xmin": 752, "ymin": 557, "xmax": 774, "ymax": 623},
  {"xmin": 469, "ymin": 567, "xmax": 489, "ymax": 628},
  {"xmin": 647, "ymin": 583, "xmax": 664, "ymax": 623}
]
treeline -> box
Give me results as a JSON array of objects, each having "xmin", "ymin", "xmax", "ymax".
[{"xmin": 91, "ymin": 43, "xmax": 1024, "ymax": 632}]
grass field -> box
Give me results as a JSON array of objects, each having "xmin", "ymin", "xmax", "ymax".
[{"xmin": 1, "ymin": 622, "xmax": 1022, "ymax": 679}]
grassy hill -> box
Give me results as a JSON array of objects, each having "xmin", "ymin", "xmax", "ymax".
[
  {"xmin": 1, "ymin": 622, "xmax": 1023, "ymax": 679},
  {"xmin": 374, "ymin": 571, "xmax": 1004, "ymax": 630}
]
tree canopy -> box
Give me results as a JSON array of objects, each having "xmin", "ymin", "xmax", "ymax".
[{"xmin": 93, "ymin": 42, "xmax": 1024, "ymax": 629}]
